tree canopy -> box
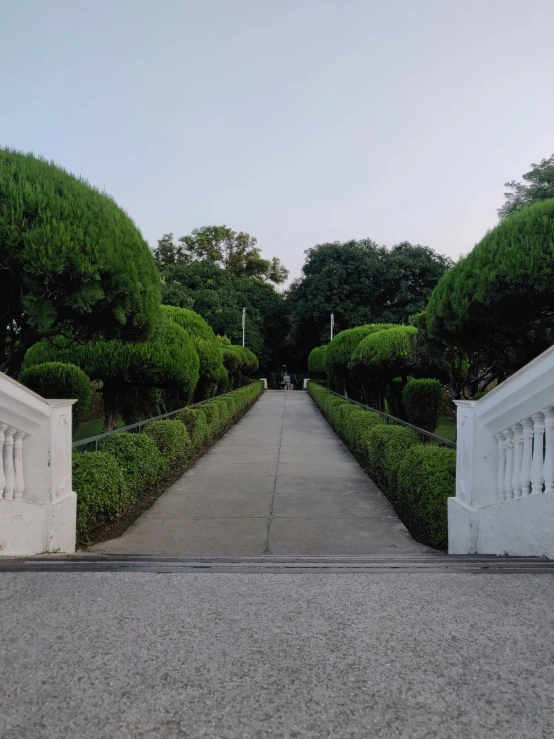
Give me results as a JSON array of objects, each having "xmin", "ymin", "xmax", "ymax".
[
  {"xmin": 498, "ymin": 154, "xmax": 554, "ymax": 220},
  {"xmin": 162, "ymin": 305, "xmax": 224, "ymax": 399},
  {"xmin": 23, "ymin": 321, "xmax": 199, "ymax": 430},
  {"xmin": 0, "ymin": 149, "xmax": 161, "ymax": 374},
  {"xmin": 153, "ymin": 226, "xmax": 288, "ymax": 284},
  {"xmin": 288, "ymin": 239, "xmax": 451, "ymax": 367},
  {"xmin": 159, "ymin": 260, "xmax": 289, "ymax": 372},
  {"xmin": 426, "ymin": 198, "xmax": 554, "ymax": 389}
]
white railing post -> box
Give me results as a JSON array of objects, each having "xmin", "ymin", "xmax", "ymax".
[
  {"xmin": 511, "ymin": 424, "xmax": 523, "ymax": 499},
  {"xmin": 520, "ymin": 418, "xmax": 534, "ymax": 497},
  {"xmin": 542, "ymin": 407, "xmax": 554, "ymax": 494},
  {"xmin": 530, "ymin": 413, "xmax": 545, "ymax": 495},
  {"xmin": 0, "ymin": 372, "xmax": 76, "ymax": 556}
]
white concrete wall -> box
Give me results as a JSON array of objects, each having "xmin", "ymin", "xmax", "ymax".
[
  {"xmin": 0, "ymin": 373, "xmax": 76, "ymax": 555},
  {"xmin": 449, "ymin": 345, "xmax": 554, "ymax": 557}
]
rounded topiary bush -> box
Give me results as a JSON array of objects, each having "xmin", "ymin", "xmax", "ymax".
[
  {"xmin": 307, "ymin": 345, "xmax": 328, "ymax": 376},
  {"xmin": 200, "ymin": 402, "xmax": 221, "ymax": 437},
  {"xmin": 162, "ymin": 306, "xmax": 224, "ymax": 400},
  {"xmin": 177, "ymin": 407, "xmax": 209, "ymax": 449},
  {"xmin": 0, "ymin": 148, "xmax": 161, "ymax": 375},
  {"xmin": 346, "ymin": 411, "xmax": 384, "ymax": 457},
  {"xmin": 402, "ymin": 378, "xmax": 444, "ymax": 432},
  {"xmin": 326, "ymin": 325, "xmax": 394, "ymax": 393},
  {"xmin": 366, "ymin": 424, "xmax": 419, "ymax": 486},
  {"xmin": 397, "ymin": 446, "xmax": 456, "ymax": 548},
  {"xmin": 333, "ymin": 403, "xmax": 361, "ymax": 438},
  {"xmin": 143, "ymin": 419, "xmax": 191, "ymax": 466},
  {"xmin": 20, "ymin": 361, "xmax": 92, "ymax": 429},
  {"xmin": 72, "ymin": 451, "xmax": 129, "ymax": 540},
  {"xmin": 102, "ymin": 432, "xmax": 165, "ymax": 495}
]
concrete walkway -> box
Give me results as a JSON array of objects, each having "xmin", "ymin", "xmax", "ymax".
[{"xmin": 91, "ymin": 391, "xmax": 428, "ymax": 555}]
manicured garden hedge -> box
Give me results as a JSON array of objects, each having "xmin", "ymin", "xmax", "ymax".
[
  {"xmin": 307, "ymin": 381, "xmax": 455, "ymax": 548},
  {"xmin": 73, "ymin": 380, "xmax": 264, "ymax": 544},
  {"xmin": 20, "ymin": 361, "xmax": 92, "ymax": 430}
]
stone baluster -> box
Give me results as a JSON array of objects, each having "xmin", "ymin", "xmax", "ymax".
[
  {"xmin": 13, "ymin": 430, "xmax": 25, "ymax": 500},
  {"xmin": 0, "ymin": 424, "xmax": 7, "ymax": 498},
  {"xmin": 542, "ymin": 407, "xmax": 554, "ymax": 494},
  {"xmin": 511, "ymin": 424, "xmax": 523, "ymax": 498},
  {"xmin": 520, "ymin": 418, "xmax": 534, "ymax": 497},
  {"xmin": 3, "ymin": 427, "xmax": 16, "ymax": 500},
  {"xmin": 495, "ymin": 432, "xmax": 506, "ymax": 501},
  {"xmin": 530, "ymin": 413, "xmax": 545, "ymax": 495},
  {"xmin": 503, "ymin": 429, "xmax": 514, "ymax": 501}
]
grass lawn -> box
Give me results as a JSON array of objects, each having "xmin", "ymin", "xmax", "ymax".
[
  {"xmin": 74, "ymin": 417, "xmax": 124, "ymax": 441},
  {"xmin": 435, "ymin": 415, "xmax": 456, "ymax": 442}
]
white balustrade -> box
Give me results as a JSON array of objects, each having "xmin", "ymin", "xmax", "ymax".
[
  {"xmin": 449, "ymin": 344, "xmax": 554, "ymax": 557},
  {"xmin": 0, "ymin": 372, "xmax": 76, "ymax": 555}
]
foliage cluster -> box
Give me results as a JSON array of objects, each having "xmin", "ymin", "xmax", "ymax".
[
  {"xmin": 288, "ymin": 240, "xmax": 452, "ymax": 368},
  {"xmin": 402, "ymin": 379, "xmax": 444, "ymax": 432},
  {"xmin": 0, "ymin": 149, "xmax": 161, "ymax": 375},
  {"xmin": 20, "ymin": 362, "xmax": 92, "ymax": 429},
  {"xmin": 307, "ymin": 345, "xmax": 328, "ymax": 375},
  {"xmin": 160, "ymin": 260, "xmax": 289, "ymax": 372}
]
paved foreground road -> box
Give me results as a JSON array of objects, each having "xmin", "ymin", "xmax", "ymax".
[
  {"xmin": 91, "ymin": 391, "xmax": 427, "ymax": 555},
  {"xmin": 2, "ymin": 571, "xmax": 554, "ymax": 738}
]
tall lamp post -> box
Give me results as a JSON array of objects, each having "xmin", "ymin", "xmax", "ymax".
[
  {"xmin": 330, "ymin": 313, "xmax": 334, "ymax": 341},
  {"xmin": 242, "ymin": 307, "xmax": 246, "ymax": 347}
]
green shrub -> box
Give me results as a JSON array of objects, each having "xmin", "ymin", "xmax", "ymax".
[
  {"xmin": 366, "ymin": 425, "xmax": 419, "ymax": 486},
  {"xmin": 333, "ymin": 403, "xmax": 361, "ymax": 438},
  {"xmin": 211, "ymin": 398, "xmax": 232, "ymax": 428},
  {"xmin": 72, "ymin": 452, "xmax": 129, "ymax": 540},
  {"xmin": 346, "ymin": 411, "xmax": 384, "ymax": 457},
  {"xmin": 177, "ymin": 407, "xmax": 209, "ymax": 449},
  {"xmin": 308, "ymin": 345, "xmax": 328, "ymax": 375},
  {"xmin": 143, "ymin": 419, "xmax": 191, "ymax": 466},
  {"xmin": 402, "ymin": 378, "xmax": 444, "ymax": 432},
  {"xmin": 24, "ymin": 320, "xmax": 200, "ymax": 429},
  {"xmin": 326, "ymin": 324, "xmax": 395, "ymax": 394},
  {"xmin": 397, "ymin": 446, "xmax": 456, "ymax": 548},
  {"xmin": 162, "ymin": 305, "xmax": 224, "ymax": 400},
  {"xmin": 200, "ymin": 402, "xmax": 221, "ymax": 437},
  {"xmin": 102, "ymin": 432, "xmax": 165, "ymax": 495},
  {"xmin": 222, "ymin": 345, "xmax": 259, "ymax": 388},
  {"xmin": 20, "ymin": 362, "xmax": 92, "ymax": 429}
]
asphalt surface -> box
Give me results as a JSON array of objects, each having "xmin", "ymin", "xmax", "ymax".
[
  {"xmin": 90, "ymin": 391, "xmax": 427, "ymax": 555},
  {"xmin": 2, "ymin": 571, "xmax": 554, "ymax": 738}
]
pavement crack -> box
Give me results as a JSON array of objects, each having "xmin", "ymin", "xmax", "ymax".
[{"xmin": 263, "ymin": 391, "xmax": 286, "ymax": 555}]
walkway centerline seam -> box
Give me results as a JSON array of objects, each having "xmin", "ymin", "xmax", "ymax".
[{"xmin": 263, "ymin": 391, "xmax": 287, "ymax": 554}]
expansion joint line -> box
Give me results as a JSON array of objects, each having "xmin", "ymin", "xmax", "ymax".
[{"xmin": 263, "ymin": 392, "xmax": 286, "ymax": 554}]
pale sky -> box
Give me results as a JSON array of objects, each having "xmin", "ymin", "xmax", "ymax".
[{"xmin": 1, "ymin": 0, "xmax": 553, "ymax": 282}]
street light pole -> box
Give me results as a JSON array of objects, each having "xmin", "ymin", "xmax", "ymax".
[
  {"xmin": 330, "ymin": 313, "xmax": 334, "ymax": 341},
  {"xmin": 242, "ymin": 307, "xmax": 246, "ymax": 347}
]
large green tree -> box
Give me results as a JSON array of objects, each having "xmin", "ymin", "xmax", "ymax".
[
  {"xmin": 426, "ymin": 198, "xmax": 554, "ymax": 396},
  {"xmin": 153, "ymin": 226, "xmax": 288, "ymax": 284},
  {"xmin": 159, "ymin": 260, "xmax": 289, "ymax": 372},
  {"xmin": 0, "ymin": 149, "xmax": 161, "ymax": 375},
  {"xmin": 498, "ymin": 154, "xmax": 554, "ymax": 220},
  {"xmin": 289, "ymin": 240, "xmax": 451, "ymax": 368}
]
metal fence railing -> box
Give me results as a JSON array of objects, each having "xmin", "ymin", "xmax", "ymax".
[
  {"xmin": 319, "ymin": 385, "xmax": 457, "ymax": 449},
  {"xmin": 73, "ymin": 396, "xmax": 223, "ymax": 453}
]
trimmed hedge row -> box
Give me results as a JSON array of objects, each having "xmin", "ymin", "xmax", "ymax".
[
  {"xmin": 308, "ymin": 382, "xmax": 455, "ymax": 548},
  {"xmin": 73, "ymin": 380, "xmax": 264, "ymax": 542}
]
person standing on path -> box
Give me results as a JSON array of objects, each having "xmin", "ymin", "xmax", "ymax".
[
  {"xmin": 289, "ymin": 371, "xmax": 296, "ymax": 389},
  {"xmin": 283, "ymin": 372, "xmax": 291, "ymax": 390}
]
